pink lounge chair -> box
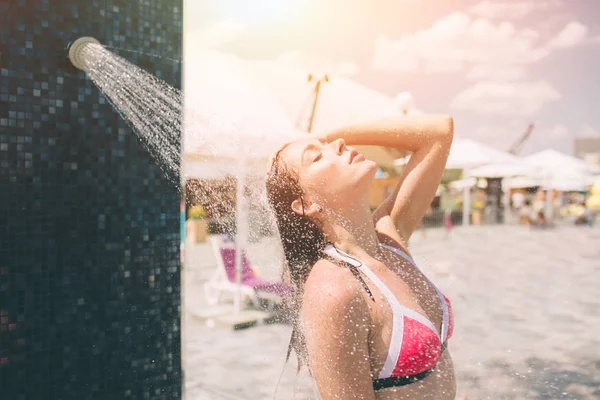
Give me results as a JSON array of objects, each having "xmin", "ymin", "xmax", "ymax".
[{"xmin": 204, "ymin": 235, "xmax": 290, "ymax": 309}]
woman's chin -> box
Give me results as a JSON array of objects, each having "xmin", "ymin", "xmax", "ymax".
[{"xmin": 363, "ymin": 160, "xmax": 379, "ymax": 177}]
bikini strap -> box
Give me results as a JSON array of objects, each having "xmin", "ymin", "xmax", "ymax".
[
  {"xmin": 323, "ymin": 244, "xmax": 448, "ymax": 380},
  {"xmin": 323, "ymin": 244, "xmax": 406, "ymax": 379},
  {"xmin": 322, "ymin": 251, "xmax": 374, "ymax": 301},
  {"xmin": 323, "ymin": 245, "xmax": 402, "ymax": 309},
  {"xmin": 379, "ymin": 243, "xmax": 450, "ymax": 342}
]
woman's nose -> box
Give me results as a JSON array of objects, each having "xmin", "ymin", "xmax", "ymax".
[{"xmin": 332, "ymin": 138, "xmax": 346, "ymax": 155}]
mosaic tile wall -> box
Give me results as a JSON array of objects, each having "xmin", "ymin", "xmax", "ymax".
[{"xmin": 0, "ymin": 0, "xmax": 183, "ymax": 398}]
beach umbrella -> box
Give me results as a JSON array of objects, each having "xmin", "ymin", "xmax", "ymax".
[
  {"xmin": 245, "ymin": 60, "xmax": 407, "ymax": 169},
  {"xmin": 446, "ymin": 138, "xmax": 521, "ymax": 170},
  {"xmin": 523, "ymin": 149, "xmax": 600, "ymax": 175},
  {"xmin": 442, "ymin": 138, "xmax": 524, "ymax": 225},
  {"xmin": 522, "ymin": 149, "xmax": 600, "ymax": 191},
  {"xmin": 469, "ymin": 162, "xmax": 543, "ymax": 179},
  {"xmin": 520, "ymin": 149, "xmax": 600, "ymax": 218},
  {"xmin": 522, "ymin": 149, "xmax": 599, "ymax": 193},
  {"xmin": 184, "ymin": 50, "xmax": 301, "ymax": 161},
  {"xmin": 183, "ymin": 50, "xmax": 303, "ymax": 314}
]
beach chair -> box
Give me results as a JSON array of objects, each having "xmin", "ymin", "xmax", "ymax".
[{"xmin": 204, "ymin": 234, "xmax": 290, "ymax": 310}]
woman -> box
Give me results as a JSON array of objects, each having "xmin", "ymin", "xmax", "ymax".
[{"xmin": 266, "ymin": 114, "xmax": 455, "ymax": 400}]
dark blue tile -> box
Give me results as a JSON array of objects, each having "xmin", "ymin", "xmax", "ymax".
[{"xmin": 0, "ymin": 0, "xmax": 182, "ymax": 398}]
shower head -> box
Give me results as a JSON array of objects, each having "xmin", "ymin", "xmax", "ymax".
[{"xmin": 67, "ymin": 36, "xmax": 101, "ymax": 70}]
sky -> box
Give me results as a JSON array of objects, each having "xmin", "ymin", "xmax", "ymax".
[{"xmin": 184, "ymin": 0, "xmax": 600, "ymax": 156}]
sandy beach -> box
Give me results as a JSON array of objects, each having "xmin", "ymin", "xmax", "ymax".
[{"xmin": 183, "ymin": 223, "xmax": 600, "ymax": 399}]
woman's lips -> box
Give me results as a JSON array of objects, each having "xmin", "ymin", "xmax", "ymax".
[{"xmin": 350, "ymin": 150, "xmax": 364, "ymax": 163}]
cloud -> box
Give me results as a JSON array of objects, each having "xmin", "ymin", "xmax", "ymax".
[
  {"xmin": 371, "ymin": 12, "xmax": 590, "ymax": 81},
  {"xmin": 450, "ymin": 80, "xmax": 560, "ymax": 115},
  {"xmin": 468, "ymin": 0, "xmax": 562, "ymax": 20},
  {"xmin": 468, "ymin": 123, "xmax": 524, "ymax": 150},
  {"xmin": 395, "ymin": 92, "xmax": 425, "ymax": 115},
  {"xmin": 548, "ymin": 124, "xmax": 569, "ymax": 139},
  {"xmin": 547, "ymin": 21, "xmax": 589, "ymax": 48},
  {"xmin": 372, "ymin": 12, "xmax": 547, "ymax": 78},
  {"xmin": 466, "ymin": 123, "xmax": 599, "ymax": 155},
  {"xmin": 523, "ymin": 123, "xmax": 600, "ymax": 155},
  {"xmin": 275, "ymin": 50, "xmax": 360, "ymax": 76},
  {"xmin": 520, "ymin": 123, "xmax": 585, "ymax": 155},
  {"xmin": 578, "ymin": 124, "xmax": 600, "ymax": 138},
  {"xmin": 195, "ymin": 19, "xmax": 247, "ymax": 48},
  {"xmin": 188, "ymin": 26, "xmax": 361, "ymax": 77},
  {"xmin": 466, "ymin": 65, "xmax": 526, "ymax": 81},
  {"xmin": 472, "ymin": 123, "xmax": 578, "ymax": 155}
]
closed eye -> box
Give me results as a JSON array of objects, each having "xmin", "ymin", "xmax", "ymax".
[{"xmin": 313, "ymin": 153, "xmax": 322, "ymax": 162}]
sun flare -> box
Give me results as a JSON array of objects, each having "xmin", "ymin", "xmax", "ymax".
[{"xmin": 211, "ymin": 0, "xmax": 302, "ymax": 25}]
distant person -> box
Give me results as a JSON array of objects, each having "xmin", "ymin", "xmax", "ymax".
[
  {"xmin": 575, "ymin": 202, "xmax": 595, "ymax": 226},
  {"xmin": 534, "ymin": 210, "xmax": 547, "ymax": 228},
  {"xmin": 533, "ymin": 190, "xmax": 546, "ymax": 217},
  {"xmin": 266, "ymin": 114, "xmax": 456, "ymax": 399},
  {"xmin": 511, "ymin": 191, "xmax": 525, "ymax": 209},
  {"xmin": 418, "ymin": 205, "xmax": 433, "ymax": 239},
  {"xmin": 444, "ymin": 208, "xmax": 453, "ymax": 238},
  {"xmin": 511, "ymin": 191, "xmax": 525, "ymax": 220},
  {"xmin": 519, "ymin": 199, "xmax": 533, "ymax": 225}
]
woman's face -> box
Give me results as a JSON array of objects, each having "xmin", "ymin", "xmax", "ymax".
[{"xmin": 279, "ymin": 137, "xmax": 378, "ymax": 210}]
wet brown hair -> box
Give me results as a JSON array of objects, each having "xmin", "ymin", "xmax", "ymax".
[
  {"xmin": 265, "ymin": 145, "xmax": 373, "ymax": 371},
  {"xmin": 266, "ymin": 146, "xmax": 326, "ymax": 369}
]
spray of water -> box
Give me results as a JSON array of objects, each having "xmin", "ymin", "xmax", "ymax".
[
  {"xmin": 69, "ymin": 38, "xmax": 320, "ymax": 398},
  {"xmin": 69, "ymin": 37, "xmax": 182, "ymax": 183},
  {"xmin": 68, "ymin": 39, "xmax": 295, "ymax": 227}
]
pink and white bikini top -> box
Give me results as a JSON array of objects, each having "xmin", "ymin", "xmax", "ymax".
[{"xmin": 323, "ymin": 243, "xmax": 454, "ymax": 388}]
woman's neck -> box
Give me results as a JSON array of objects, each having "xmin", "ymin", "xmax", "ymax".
[{"xmin": 322, "ymin": 202, "xmax": 381, "ymax": 259}]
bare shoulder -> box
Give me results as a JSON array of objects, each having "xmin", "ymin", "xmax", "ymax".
[
  {"xmin": 302, "ymin": 260, "xmax": 378, "ymax": 400},
  {"xmin": 372, "ymin": 211, "xmax": 407, "ymax": 248},
  {"xmin": 302, "ymin": 258, "xmax": 369, "ymax": 326},
  {"xmin": 375, "ymin": 225, "xmax": 410, "ymax": 254}
]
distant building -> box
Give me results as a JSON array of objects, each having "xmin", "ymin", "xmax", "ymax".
[{"xmin": 574, "ymin": 138, "xmax": 600, "ymax": 165}]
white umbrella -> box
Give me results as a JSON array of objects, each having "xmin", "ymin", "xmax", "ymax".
[
  {"xmin": 523, "ymin": 149, "xmax": 600, "ymax": 175},
  {"xmin": 443, "ymin": 138, "xmax": 523, "ymax": 225},
  {"xmin": 543, "ymin": 179, "xmax": 589, "ymax": 192},
  {"xmin": 449, "ymin": 177, "xmax": 477, "ymax": 190},
  {"xmin": 245, "ymin": 60, "xmax": 406, "ymax": 168},
  {"xmin": 184, "ymin": 50, "xmax": 301, "ymax": 160},
  {"xmin": 397, "ymin": 137, "xmax": 524, "ymax": 171},
  {"xmin": 520, "ymin": 149, "xmax": 599, "ymax": 219},
  {"xmin": 507, "ymin": 176, "xmax": 544, "ymax": 189},
  {"xmin": 183, "ymin": 50, "xmax": 303, "ymax": 314},
  {"xmin": 505, "ymin": 176, "xmax": 588, "ymax": 192},
  {"xmin": 469, "ymin": 162, "xmax": 543, "ymax": 178},
  {"xmin": 446, "ymin": 138, "xmax": 520, "ymax": 170},
  {"xmin": 522, "ymin": 149, "xmax": 599, "ymax": 191}
]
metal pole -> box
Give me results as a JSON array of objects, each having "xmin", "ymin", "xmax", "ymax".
[
  {"xmin": 234, "ymin": 160, "xmax": 245, "ymax": 314},
  {"xmin": 307, "ymin": 79, "xmax": 322, "ymax": 134},
  {"xmin": 462, "ymin": 169, "xmax": 471, "ymax": 227},
  {"xmin": 502, "ymin": 178, "xmax": 512, "ymax": 224},
  {"xmin": 545, "ymin": 186, "xmax": 553, "ymax": 223}
]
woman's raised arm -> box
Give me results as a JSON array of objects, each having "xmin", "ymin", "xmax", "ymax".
[{"xmin": 319, "ymin": 114, "xmax": 453, "ymax": 244}]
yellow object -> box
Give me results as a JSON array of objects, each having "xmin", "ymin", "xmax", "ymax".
[
  {"xmin": 188, "ymin": 204, "xmax": 206, "ymax": 219},
  {"xmin": 561, "ymin": 204, "xmax": 584, "ymax": 217},
  {"xmin": 587, "ymin": 184, "xmax": 600, "ymax": 213},
  {"xmin": 472, "ymin": 200, "xmax": 485, "ymax": 210}
]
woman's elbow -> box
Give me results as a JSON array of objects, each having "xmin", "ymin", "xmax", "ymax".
[{"xmin": 438, "ymin": 115, "xmax": 454, "ymax": 143}]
